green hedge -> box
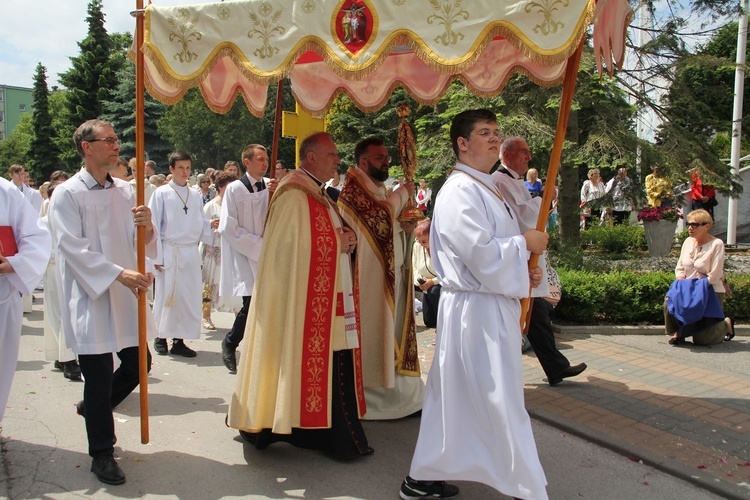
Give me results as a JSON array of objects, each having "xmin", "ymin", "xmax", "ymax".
[
  {"xmin": 556, "ymin": 270, "xmax": 750, "ymax": 325},
  {"xmin": 579, "ymin": 224, "xmax": 647, "ymax": 253}
]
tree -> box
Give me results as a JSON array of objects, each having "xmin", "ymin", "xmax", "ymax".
[
  {"xmin": 59, "ymin": 0, "xmax": 119, "ymax": 134},
  {"xmin": 27, "ymin": 63, "xmax": 59, "ymax": 183},
  {"xmin": 158, "ymin": 88, "xmax": 259, "ymax": 169},
  {"xmin": 656, "ymin": 21, "xmax": 749, "ymax": 194},
  {"xmin": 47, "ymin": 88, "xmax": 79, "ymax": 172},
  {"xmin": 101, "ymin": 63, "xmax": 171, "ymax": 164},
  {"xmin": 0, "ymin": 114, "xmax": 33, "ymax": 176}
]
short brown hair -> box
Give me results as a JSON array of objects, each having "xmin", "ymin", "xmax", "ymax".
[
  {"xmin": 213, "ymin": 171, "xmax": 236, "ymax": 190},
  {"xmin": 9, "ymin": 164, "xmax": 24, "ymax": 176},
  {"xmin": 49, "ymin": 170, "xmax": 68, "ymax": 182},
  {"xmin": 73, "ymin": 119, "xmax": 114, "ymax": 159},
  {"xmin": 168, "ymin": 151, "xmax": 192, "ymax": 168},
  {"xmin": 241, "ymin": 145, "xmax": 266, "ymax": 162}
]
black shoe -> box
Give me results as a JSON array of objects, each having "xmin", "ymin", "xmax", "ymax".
[
  {"xmin": 668, "ymin": 336, "xmax": 684, "ymax": 346},
  {"xmin": 221, "ymin": 338, "xmax": 237, "ymax": 373},
  {"xmin": 549, "ymin": 362, "xmax": 587, "ymax": 386},
  {"xmin": 400, "ymin": 476, "xmax": 459, "ymax": 499},
  {"xmin": 725, "ymin": 317, "xmax": 735, "ymax": 341},
  {"xmin": 62, "ymin": 360, "xmax": 82, "ymax": 381},
  {"xmin": 239, "ymin": 429, "xmax": 272, "ymax": 450},
  {"xmin": 154, "ymin": 337, "xmax": 168, "ymax": 355},
  {"xmin": 170, "ymin": 339, "xmax": 197, "ymax": 358},
  {"xmin": 54, "ymin": 360, "xmax": 63, "ymax": 371},
  {"xmin": 91, "ymin": 454, "xmax": 125, "ymax": 485}
]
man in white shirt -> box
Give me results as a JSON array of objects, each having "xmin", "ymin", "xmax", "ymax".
[
  {"xmin": 492, "ymin": 137, "xmax": 587, "ymax": 386},
  {"xmin": 48, "ymin": 119, "xmax": 157, "ymax": 486},
  {"xmin": 8, "ymin": 164, "xmax": 43, "ymax": 213},
  {"xmin": 218, "ymin": 144, "xmax": 277, "ymax": 372},
  {"xmin": 128, "ymin": 159, "xmax": 157, "ymax": 206},
  {"xmin": 402, "ymin": 110, "xmax": 549, "ymax": 500}
]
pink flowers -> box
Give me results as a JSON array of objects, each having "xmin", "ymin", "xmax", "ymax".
[{"xmin": 637, "ymin": 206, "xmax": 681, "ymax": 223}]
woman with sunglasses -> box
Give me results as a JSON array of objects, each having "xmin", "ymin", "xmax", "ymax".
[{"xmin": 665, "ymin": 209, "xmax": 734, "ymax": 346}]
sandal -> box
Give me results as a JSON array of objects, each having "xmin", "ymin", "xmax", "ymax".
[
  {"xmin": 724, "ymin": 317, "xmax": 735, "ymax": 342},
  {"xmin": 668, "ymin": 336, "xmax": 684, "ymax": 345},
  {"xmin": 202, "ymin": 319, "xmax": 216, "ymax": 330}
]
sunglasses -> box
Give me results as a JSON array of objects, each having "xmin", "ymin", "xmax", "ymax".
[{"xmin": 686, "ymin": 222, "xmax": 708, "ymax": 228}]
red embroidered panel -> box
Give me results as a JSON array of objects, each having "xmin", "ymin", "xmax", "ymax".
[{"xmin": 299, "ymin": 197, "xmax": 336, "ymax": 428}]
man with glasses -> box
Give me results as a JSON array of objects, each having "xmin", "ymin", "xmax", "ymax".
[
  {"xmin": 400, "ymin": 110, "xmax": 548, "ymax": 499},
  {"xmin": 218, "ymin": 145, "xmax": 277, "ymax": 373},
  {"xmin": 493, "ymin": 137, "xmax": 587, "ymax": 387},
  {"xmin": 338, "ymin": 137, "xmax": 423, "ymax": 420},
  {"xmin": 48, "ymin": 119, "xmax": 158, "ymax": 485}
]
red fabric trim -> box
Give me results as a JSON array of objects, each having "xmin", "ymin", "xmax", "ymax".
[
  {"xmin": 352, "ymin": 263, "xmax": 367, "ymax": 417},
  {"xmin": 299, "ymin": 197, "xmax": 336, "ymax": 428}
]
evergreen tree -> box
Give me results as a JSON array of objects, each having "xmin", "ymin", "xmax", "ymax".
[
  {"xmin": 27, "ymin": 63, "xmax": 59, "ymax": 182},
  {"xmin": 0, "ymin": 114, "xmax": 33, "ymax": 174},
  {"xmin": 59, "ymin": 0, "xmax": 118, "ymax": 130},
  {"xmin": 101, "ymin": 63, "xmax": 171, "ymax": 164}
]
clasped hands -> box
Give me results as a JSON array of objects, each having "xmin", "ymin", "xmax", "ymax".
[{"xmin": 339, "ymin": 227, "xmax": 357, "ymax": 254}]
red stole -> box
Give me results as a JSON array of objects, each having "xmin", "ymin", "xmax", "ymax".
[{"xmin": 299, "ymin": 195, "xmax": 365, "ymax": 427}]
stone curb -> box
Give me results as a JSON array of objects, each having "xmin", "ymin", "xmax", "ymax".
[
  {"xmin": 553, "ymin": 324, "xmax": 748, "ymax": 336},
  {"xmin": 528, "ymin": 407, "xmax": 749, "ymax": 500}
]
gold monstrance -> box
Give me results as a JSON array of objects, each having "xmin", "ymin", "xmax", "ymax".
[{"xmin": 397, "ymin": 104, "xmax": 426, "ymax": 223}]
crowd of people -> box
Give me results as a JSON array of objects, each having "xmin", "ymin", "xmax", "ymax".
[{"xmin": 0, "ymin": 111, "xmax": 734, "ymax": 499}]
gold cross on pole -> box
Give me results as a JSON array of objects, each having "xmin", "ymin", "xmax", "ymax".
[{"xmin": 282, "ymin": 103, "xmax": 327, "ymax": 167}]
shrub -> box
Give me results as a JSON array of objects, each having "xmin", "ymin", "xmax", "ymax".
[
  {"xmin": 580, "ymin": 224, "xmax": 647, "ymax": 253},
  {"xmin": 723, "ymin": 274, "xmax": 750, "ymax": 321},
  {"xmin": 555, "ymin": 270, "xmax": 750, "ymax": 324}
]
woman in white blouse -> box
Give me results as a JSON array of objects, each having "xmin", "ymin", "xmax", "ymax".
[{"xmin": 580, "ymin": 168, "xmax": 606, "ymax": 230}]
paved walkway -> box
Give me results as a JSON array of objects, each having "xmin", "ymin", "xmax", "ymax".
[
  {"xmin": 3, "ymin": 293, "xmax": 748, "ymax": 499},
  {"xmin": 418, "ymin": 323, "xmax": 750, "ymax": 499}
]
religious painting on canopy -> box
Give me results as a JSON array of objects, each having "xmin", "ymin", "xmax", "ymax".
[{"xmin": 333, "ymin": 0, "xmax": 376, "ymax": 57}]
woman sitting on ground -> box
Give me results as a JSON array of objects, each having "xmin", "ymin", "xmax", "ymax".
[{"xmin": 665, "ymin": 209, "xmax": 733, "ymax": 345}]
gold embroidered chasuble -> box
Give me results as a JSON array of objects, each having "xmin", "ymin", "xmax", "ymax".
[
  {"xmin": 338, "ymin": 167, "xmax": 420, "ymax": 390},
  {"xmin": 228, "ymin": 171, "xmax": 365, "ymax": 433}
]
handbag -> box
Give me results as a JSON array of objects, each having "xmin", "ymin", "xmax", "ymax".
[{"xmin": 706, "ymin": 196, "xmax": 718, "ymax": 208}]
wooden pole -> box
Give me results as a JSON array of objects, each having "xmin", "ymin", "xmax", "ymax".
[
  {"xmin": 520, "ymin": 40, "xmax": 585, "ymax": 332},
  {"xmin": 270, "ymin": 80, "xmax": 284, "ymax": 178},
  {"xmin": 133, "ymin": 0, "xmax": 149, "ymax": 444}
]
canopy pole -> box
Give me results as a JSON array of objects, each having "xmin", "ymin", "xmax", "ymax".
[
  {"xmin": 270, "ymin": 80, "xmax": 284, "ymax": 177},
  {"xmin": 133, "ymin": 0, "xmax": 149, "ymax": 444},
  {"xmin": 520, "ymin": 40, "xmax": 585, "ymax": 332}
]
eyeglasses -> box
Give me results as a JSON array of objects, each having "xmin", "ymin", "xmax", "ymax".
[
  {"xmin": 471, "ymin": 129, "xmax": 501, "ymax": 140},
  {"xmin": 364, "ymin": 155, "xmax": 390, "ymax": 163},
  {"xmin": 88, "ymin": 137, "xmax": 120, "ymax": 146},
  {"xmin": 686, "ymin": 222, "xmax": 708, "ymax": 228}
]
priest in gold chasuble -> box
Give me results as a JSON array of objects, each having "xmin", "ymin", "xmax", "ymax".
[
  {"xmin": 338, "ymin": 137, "xmax": 424, "ymax": 421},
  {"xmin": 227, "ymin": 132, "xmax": 371, "ymax": 459}
]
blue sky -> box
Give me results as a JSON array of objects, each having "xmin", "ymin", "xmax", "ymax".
[{"xmin": 0, "ymin": 0, "xmax": 215, "ymax": 89}]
